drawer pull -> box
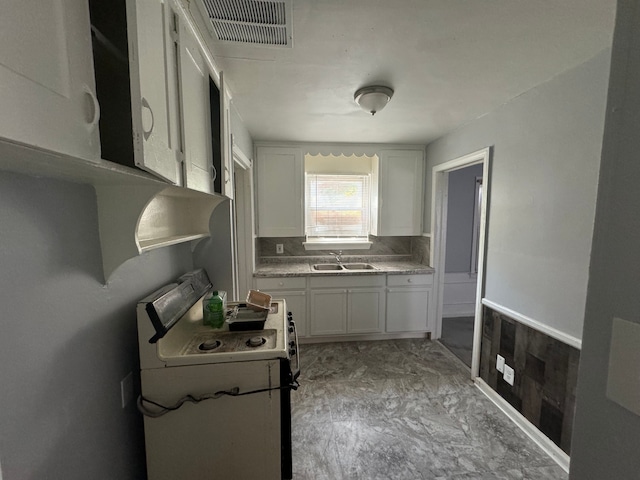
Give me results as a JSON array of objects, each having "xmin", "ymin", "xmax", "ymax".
[
  {"xmin": 278, "ymin": 282, "xmax": 284, "ymax": 286},
  {"xmin": 407, "ymin": 279, "xmax": 412, "ymax": 283}
]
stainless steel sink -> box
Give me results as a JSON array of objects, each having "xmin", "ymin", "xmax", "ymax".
[
  {"xmin": 342, "ymin": 263, "xmax": 377, "ymax": 270},
  {"xmin": 312, "ymin": 264, "xmax": 345, "ymax": 271}
]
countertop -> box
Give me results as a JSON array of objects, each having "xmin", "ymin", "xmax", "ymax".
[{"xmin": 253, "ymin": 258, "xmax": 434, "ymax": 278}]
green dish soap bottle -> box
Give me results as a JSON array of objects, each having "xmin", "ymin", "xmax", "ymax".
[{"xmin": 203, "ymin": 291, "xmax": 225, "ymax": 328}]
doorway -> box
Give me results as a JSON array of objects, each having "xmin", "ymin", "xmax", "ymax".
[{"xmin": 431, "ymin": 148, "xmax": 491, "ymax": 378}]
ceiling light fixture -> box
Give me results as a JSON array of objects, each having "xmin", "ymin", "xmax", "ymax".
[{"xmin": 354, "ymin": 86, "xmax": 394, "ymax": 116}]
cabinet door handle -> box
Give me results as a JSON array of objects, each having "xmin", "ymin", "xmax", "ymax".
[
  {"xmin": 211, "ymin": 165, "xmax": 217, "ymax": 182},
  {"xmin": 141, "ymin": 97, "xmax": 154, "ymax": 140},
  {"xmin": 407, "ymin": 279, "xmax": 412, "ymax": 283},
  {"xmin": 83, "ymin": 86, "xmax": 100, "ymax": 129},
  {"xmin": 278, "ymin": 282, "xmax": 284, "ymax": 286}
]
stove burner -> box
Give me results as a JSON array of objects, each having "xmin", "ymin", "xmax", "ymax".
[
  {"xmin": 198, "ymin": 339, "xmax": 222, "ymax": 352},
  {"xmin": 247, "ymin": 336, "xmax": 266, "ymax": 348}
]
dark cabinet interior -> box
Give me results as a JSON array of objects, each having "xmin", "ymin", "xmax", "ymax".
[{"xmin": 89, "ymin": 0, "xmax": 135, "ymax": 168}]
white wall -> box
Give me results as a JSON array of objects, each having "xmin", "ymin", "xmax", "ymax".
[
  {"xmin": 231, "ymin": 104, "xmax": 253, "ymax": 159},
  {"xmin": 425, "ymin": 48, "xmax": 611, "ymax": 340},
  {"xmin": 0, "ymin": 171, "xmax": 195, "ymax": 479},
  {"xmin": 571, "ymin": 1, "xmax": 640, "ymax": 476}
]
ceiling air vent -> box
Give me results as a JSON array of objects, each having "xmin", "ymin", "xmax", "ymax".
[{"xmin": 199, "ymin": 0, "xmax": 292, "ymax": 47}]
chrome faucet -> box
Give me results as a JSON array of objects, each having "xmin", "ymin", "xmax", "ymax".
[{"xmin": 329, "ymin": 250, "xmax": 343, "ymax": 264}]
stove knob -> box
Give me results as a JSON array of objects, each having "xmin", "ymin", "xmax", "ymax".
[
  {"xmin": 289, "ymin": 341, "xmax": 296, "ymax": 348},
  {"xmin": 288, "ymin": 325, "xmax": 294, "ymax": 333},
  {"xmin": 289, "ymin": 348, "xmax": 297, "ymax": 356}
]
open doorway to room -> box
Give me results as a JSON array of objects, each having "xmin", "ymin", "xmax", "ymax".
[
  {"xmin": 438, "ymin": 164, "xmax": 483, "ymax": 367},
  {"xmin": 431, "ymin": 148, "xmax": 490, "ymax": 378}
]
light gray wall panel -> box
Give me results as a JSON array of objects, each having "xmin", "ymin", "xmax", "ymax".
[
  {"xmin": 0, "ymin": 171, "xmax": 194, "ymax": 479},
  {"xmin": 445, "ymin": 163, "xmax": 483, "ymax": 273},
  {"xmin": 571, "ymin": 0, "xmax": 640, "ymax": 477},
  {"xmin": 425, "ymin": 49, "xmax": 611, "ymax": 338}
]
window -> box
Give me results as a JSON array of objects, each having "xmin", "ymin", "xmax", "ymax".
[{"xmin": 305, "ymin": 174, "xmax": 370, "ymax": 242}]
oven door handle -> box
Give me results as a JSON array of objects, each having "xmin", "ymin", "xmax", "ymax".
[{"xmin": 288, "ymin": 317, "xmax": 301, "ymax": 381}]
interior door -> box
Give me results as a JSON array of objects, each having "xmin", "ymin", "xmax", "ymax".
[{"xmin": 126, "ymin": 0, "xmax": 179, "ymax": 183}]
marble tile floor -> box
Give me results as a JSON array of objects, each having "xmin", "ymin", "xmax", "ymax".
[{"xmin": 291, "ymin": 339, "xmax": 567, "ymax": 480}]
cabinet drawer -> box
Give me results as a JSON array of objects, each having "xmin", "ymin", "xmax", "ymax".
[
  {"xmin": 387, "ymin": 274, "xmax": 433, "ymax": 287},
  {"xmin": 310, "ymin": 275, "xmax": 386, "ymax": 289},
  {"xmin": 255, "ymin": 277, "xmax": 307, "ymax": 291}
]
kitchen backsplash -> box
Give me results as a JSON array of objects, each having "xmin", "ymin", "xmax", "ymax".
[
  {"xmin": 479, "ymin": 305, "xmax": 580, "ymax": 455},
  {"xmin": 256, "ymin": 236, "xmax": 430, "ymax": 265}
]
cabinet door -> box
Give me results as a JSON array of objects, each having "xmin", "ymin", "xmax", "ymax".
[
  {"xmin": 0, "ymin": 0, "xmax": 100, "ymax": 160},
  {"xmin": 256, "ymin": 146, "xmax": 304, "ymax": 237},
  {"xmin": 220, "ymin": 73, "xmax": 234, "ymax": 199},
  {"xmin": 179, "ymin": 21, "xmax": 213, "ymax": 194},
  {"xmin": 348, "ymin": 288, "xmax": 385, "ymax": 334},
  {"xmin": 375, "ymin": 150, "xmax": 424, "ymax": 236},
  {"xmin": 310, "ymin": 289, "xmax": 347, "ymax": 336},
  {"xmin": 386, "ymin": 287, "xmax": 431, "ymax": 333},
  {"xmin": 126, "ymin": 0, "xmax": 179, "ymax": 184},
  {"xmin": 276, "ymin": 290, "xmax": 308, "ymax": 337}
]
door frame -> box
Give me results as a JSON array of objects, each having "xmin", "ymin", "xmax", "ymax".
[
  {"xmin": 430, "ymin": 147, "xmax": 491, "ymax": 378},
  {"xmin": 232, "ymin": 143, "xmax": 255, "ymax": 300}
]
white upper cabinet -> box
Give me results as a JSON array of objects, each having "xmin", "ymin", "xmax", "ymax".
[
  {"xmin": 0, "ymin": 0, "xmax": 100, "ymax": 160},
  {"xmin": 371, "ymin": 149, "xmax": 424, "ymax": 236},
  {"xmin": 126, "ymin": 0, "xmax": 180, "ymax": 184},
  {"xmin": 220, "ymin": 72, "xmax": 234, "ymax": 200},
  {"xmin": 256, "ymin": 146, "xmax": 304, "ymax": 237},
  {"xmin": 179, "ymin": 20, "xmax": 214, "ymax": 194}
]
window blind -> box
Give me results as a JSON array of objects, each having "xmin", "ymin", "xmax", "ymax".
[{"xmin": 305, "ymin": 174, "xmax": 370, "ymax": 238}]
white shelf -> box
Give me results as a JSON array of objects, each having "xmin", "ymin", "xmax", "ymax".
[
  {"xmin": 139, "ymin": 234, "xmax": 209, "ymax": 252},
  {"xmin": 0, "ymin": 138, "xmax": 226, "ymax": 282}
]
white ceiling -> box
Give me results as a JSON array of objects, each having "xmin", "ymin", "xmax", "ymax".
[{"xmin": 203, "ymin": 0, "xmax": 616, "ymax": 145}]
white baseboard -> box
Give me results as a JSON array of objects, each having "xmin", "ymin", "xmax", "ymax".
[
  {"xmin": 475, "ymin": 378, "xmax": 570, "ymax": 473},
  {"xmin": 481, "ymin": 298, "xmax": 582, "ymax": 350}
]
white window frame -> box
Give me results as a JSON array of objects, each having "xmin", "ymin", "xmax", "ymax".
[{"xmin": 303, "ymin": 173, "xmax": 373, "ymax": 250}]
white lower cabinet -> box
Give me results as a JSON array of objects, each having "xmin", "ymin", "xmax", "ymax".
[
  {"xmin": 386, "ymin": 274, "xmax": 433, "ymax": 333},
  {"xmin": 256, "ymin": 273, "xmax": 433, "ymax": 338},
  {"xmin": 310, "ymin": 289, "xmax": 347, "ymax": 335},
  {"xmin": 348, "ymin": 288, "xmax": 386, "ymax": 334},
  {"xmin": 254, "ymin": 277, "xmax": 308, "ymax": 337},
  {"xmin": 309, "ymin": 276, "xmax": 386, "ymax": 336}
]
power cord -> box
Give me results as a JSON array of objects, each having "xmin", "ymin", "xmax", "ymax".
[{"xmin": 137, "ymin": 381, "xmax": 300, "ymax": 418}]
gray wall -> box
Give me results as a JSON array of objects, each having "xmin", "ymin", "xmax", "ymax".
[
  {"xmin": 425, "ymin": 49, "xmax": 611, "ymax": 339},
  {"xmin": 571, "ymin": 0, "xmax": 640, "ymax": 476},
  {"xmin": 445, "ymin": 163, "xmax": 483, "ymax": 273},
  {"xmin": 0, "ymin": 171, "xmax": 195, "ymax": 479}
]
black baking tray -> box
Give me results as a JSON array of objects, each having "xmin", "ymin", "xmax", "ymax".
[{"xmin": 226, "ymin": 303, "xmax": 269, "ymax": 331}]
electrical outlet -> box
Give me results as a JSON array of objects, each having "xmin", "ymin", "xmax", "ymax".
[
  {"xmin": 503, "ymin": 365, "xmax": 515, "ymax": 386},
  {"xmin": 276, "ymin": 244, "xmax": 284, "ymax": 254},
  {"xmin": 120, "ymin": 372, "xmax": 134, "ymax": 408},
  {"xmin": 496, "ymin": 354, "xmax": 505, "ymax": 373}
]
